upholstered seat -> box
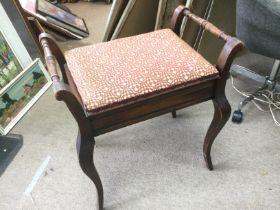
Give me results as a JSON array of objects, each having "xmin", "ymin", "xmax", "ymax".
[{"xmin": 65, "ymin": 29, "xmax": 219, "ymax": 113}]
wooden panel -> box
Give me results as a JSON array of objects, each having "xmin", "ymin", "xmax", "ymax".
[
  {"xmin": 162, "ymin": 0, "xmax": 186, "ymax": 28},
  {"xmin": 90, "ymin": 80, "xmax": 216, "ymax": 135},
  {"xmin": 111, "ymin": 0, "xmax": 160, "ymax": 39},
  {"xmin": 102, "ymin": 0, "xmax": 130, "ymax": 41}
]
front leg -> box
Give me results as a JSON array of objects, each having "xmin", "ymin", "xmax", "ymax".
[
  {"xmin": 76, "ymin": 131, "xmax": 104, "ymax": 210},
  {"xmin": 203, "ymin": 85, "xmax": 231, "ymax": 170}
]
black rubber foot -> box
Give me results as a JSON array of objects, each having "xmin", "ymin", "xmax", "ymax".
[{"xmin": 232, "ymin": 110, "xmax": 243, "ymax": 123}]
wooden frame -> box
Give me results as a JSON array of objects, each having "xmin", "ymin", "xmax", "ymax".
[
  {"xmin": 36, "ymin": 0, "xmax": 89, "ymax": 34},
  {"xmin": 36, "ymin": 5, "xmax": 243, "ymax": 209}
]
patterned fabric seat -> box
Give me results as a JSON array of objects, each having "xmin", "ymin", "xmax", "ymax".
[{"xmin": 65, "ymin": 29, "xmax": 219, "ymax": 113}]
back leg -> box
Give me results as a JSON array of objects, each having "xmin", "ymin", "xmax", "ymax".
[{"xmin": 171, "ymin": 110, "xmax": 177, "ymax": 118}]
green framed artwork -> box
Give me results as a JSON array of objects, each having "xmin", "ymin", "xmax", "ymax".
[
  {"xmin": 0, "ymin": 58, "xmax": 51, "ymax": 134},
  {"xmin": 0, "ymin": 30, "xmax": 24, "ymax": 94}
]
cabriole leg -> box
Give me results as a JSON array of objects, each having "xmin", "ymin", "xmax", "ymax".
[
  {"xmin": 203, "ymin": 94, "xmax": 231, "ymax": 170},
  {"xmin": 76, "ymin": 131, "xmax": 104, "ymax": 210}
]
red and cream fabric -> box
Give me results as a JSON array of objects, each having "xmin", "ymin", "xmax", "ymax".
[{"xmin": 65, "ymin": 29, "xmax": 219, "ymax": 113}]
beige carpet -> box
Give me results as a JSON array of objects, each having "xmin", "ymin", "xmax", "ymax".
[{"xmin": 0, "ymin": 2, "xmax": 279, "ymax": 210}]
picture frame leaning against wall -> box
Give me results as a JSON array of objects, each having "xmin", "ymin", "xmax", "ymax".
[{"xmin": 0, "ymin": 1, "xmax": 51, "ymax": 135}]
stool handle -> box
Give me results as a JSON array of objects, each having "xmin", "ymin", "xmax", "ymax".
[
  {"xmin": 40, "ymin": 38, "xmax": 60, "ymax": 82},
  {"xmin": 170, "ymin": 5, "xmax": 244, "ymax": 79},
  {"xmin": 170, "ymin": 5, "xmax": 229, "ymax": 41},
  {"xmin": 183, "ymin": 10, "xmax": 229, "ymax": 41},
  {"xmin": 39, "ymin": 33, "xmax": 68, "ymax": 83}
]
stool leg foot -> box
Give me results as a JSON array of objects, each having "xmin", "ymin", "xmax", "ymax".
[
  {"xmin": 171, "ymin": 111, "xmax": 177, "ymax": 118},
  {"xmin": 203, "ymin": 95, "xmax": 231, "ymax": 170},
  {"xmin": 77, "ymin": 131, "xmax": 104, "ymax": 210}
]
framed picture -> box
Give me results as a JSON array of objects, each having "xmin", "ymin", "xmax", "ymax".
[
  {"xmin": 0, "ymin": 2, "xmax": 38, "ymax": 94},
  {"xmin": 0, "ymin": 3, "xmax": 32, "ymax": 68},
  {"xmin": 36, "ymin": 0, "xmax": 89, "ymax": 34},
  {"xmin": 0, "ymin": 0, "xmax": 43, "ymax": 60},
  {"xmin": 0, "ymin": 29, "xmax": 24, "ymax": 95},
  {"xmin": 0, "ymin": 58, "xmax": 52, "ymax": 135}
]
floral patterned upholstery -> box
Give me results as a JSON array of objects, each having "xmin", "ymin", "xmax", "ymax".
[{"xmin": 65, "ymin": 29, "xmax": 219, "ymax": 113}]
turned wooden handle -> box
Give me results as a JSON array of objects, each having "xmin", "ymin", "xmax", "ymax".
[
  {"xmin": 40, "ymin": 38, "xmax": 60, "ymax": 82},
  {"xmin": 170, "ymin": 5, "xmax": 244, "ymax": 78},
  {"xmin": 170, "ymin": 5, "xmax": 230, "ymax": 41},
  {"xmin": 183, "ymin": 10, "xmax": 229, "ymax": 41},
  {"xmin": 39, "ymin": 32, "xmax": 69, "ymax": 84}
]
